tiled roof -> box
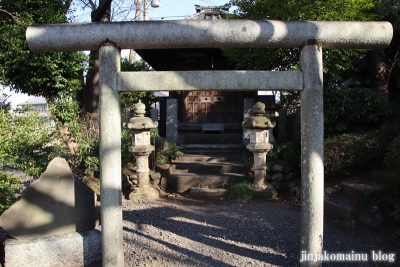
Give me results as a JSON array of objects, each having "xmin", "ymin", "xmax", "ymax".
[{"xmin": 185, "ymin": 4, "xmax": 230, "ymax": 20}]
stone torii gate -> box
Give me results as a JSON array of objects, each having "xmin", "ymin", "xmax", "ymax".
[{"xmin": 26, "ymin": 20, "xmax": 392, "ymax": 267}]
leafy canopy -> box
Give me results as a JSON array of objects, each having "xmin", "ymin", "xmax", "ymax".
[
  {"xmin": 0, "ymin": 0, "xmax": 85, "ymax": 100},
  {"xmin": 225, "ymin": 0, "xmax": 376, "ymax": 82}
]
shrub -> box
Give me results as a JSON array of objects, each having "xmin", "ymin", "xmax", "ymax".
[
  {"xmin": 225, "ymin": 179, "xmax": 257, "ymax": 200},
  {"xmin": 0, "ymin": 172, "xmax": 23, "ymax": 215},
  {"xmin": 153, "ymin": 137, "xmax": 183, "ymax": 164},
  {"xmin": 324, "ymin": 131, "xmax": 383, "ymax": 178},
  {"xmin": 67, "ymin": 114, "xmax": 100, "ymax": 176},
  {"xmin": 240, "ymin": 148, "xmax": 254, "ymax": 170},
  {"xmin": 267, "ymin": 140, "xmax": 300, "ymax": 166},
  {"xmin": 384, "ymin": 135, "xmax": 400, "ymax": 178},
  {"xmin": 324, "ymin": 86, "xmax": 391, "ymax": 137},
  {"xmin": 121, "ymin": 129, "xmax": 136, "ymax": 168},
  {"xmin": 0, "ymin": 107, "xmax": 62, "ymax": 179}
]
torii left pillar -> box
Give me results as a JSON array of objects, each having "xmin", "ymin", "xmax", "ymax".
[{"xmin": 99, "ymin": 43, "xmax": 124, "ymax": 266}]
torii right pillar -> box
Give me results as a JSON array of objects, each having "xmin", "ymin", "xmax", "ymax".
[{"xmin": 299, "ymin": 40, "xmax": 324, "ymax": 267}]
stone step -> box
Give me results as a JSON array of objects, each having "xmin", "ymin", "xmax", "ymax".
[
  {"xmin": 341, "ymin": 181, "xmax": 389, "ymax": 199},
  {"xmin": 174, "ymin": 153, "xmax": 242, "ymax": 163},
  {"xmin": 170, "ymin": 162, "xmax": 245, "ymax": 175},
  {"xmin": 190, "ymin": 188, "xmax": 227, "ymax": 197},
  {"xmin": 324, "ymin": 193, "xmax": 358, "ymax": 221},
  {"xmin": 184, "ymin": 133, "xmax": 242, "ymax": 144},
  {"xmin": 369, "ymin": 170, "xmax": 399, "ymax": 186},
  {"xmin": 181, "ymin": 144, "xmax": 244, "ymax": 154},
  {"xmin": 168, "ymin": 173, "xmax": 246, "ymax": 193}
]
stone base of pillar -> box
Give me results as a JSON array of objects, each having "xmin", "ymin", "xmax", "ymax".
[
  {"xmin": 3, "ymin": 230, "xmax": 101, "ymax": 267},
  {"xmin": 253, "ymin": 167, "xmax": 267, "ymax": 189},
  {"xmin": 129, "ymin": 185, "xmax": 160, "ymax": 200},
  {"xmin": 253, "ymin": 187, "xmax": 278, "ymax": 199}
]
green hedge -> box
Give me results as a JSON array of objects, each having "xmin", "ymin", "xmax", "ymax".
[
  {"xmin": 324, "ymin": 86, "xmax": 391, "ymax": 137},
  {"xmin": 324, "ymin": 132, "xmax": 383, "ymax": 178}
]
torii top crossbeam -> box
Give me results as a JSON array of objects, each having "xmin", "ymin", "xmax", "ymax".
[{"xmin": 26, "ymin": 20, "xmax": 392, "ymax": 52}]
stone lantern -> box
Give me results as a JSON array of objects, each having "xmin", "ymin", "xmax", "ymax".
[
  {"xmin": 125, "ymin": 100, "xmax": 159, "ymax": 198},
  {"xmin": 242, "ymin": 102, "xmax": 277, "ymax": 195}
]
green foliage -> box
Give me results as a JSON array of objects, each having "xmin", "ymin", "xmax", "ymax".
[
  {"xmin": 48, "ymin": 98, "xmax": 81, "ymax": 125},
  {"xmin": 0, "ymin": 172, "xmax": 23, "ymax": 215},
  {"xmin": 0, "ymin": 107, "xmax": 62, "ymax": 178},
  {"xmin": 324, "ymin": 86, "xmax": 391, "ymax": 137},
  {"xmin": 324, "ymin": 131, "xmax": 383, "ymax": 178},
  {"xmin": 121, "ymin": 129, "xmax": 136, "ymax": 167},
  {"xmin": 0, "ymin": 88, "xmax": 11, "ymax": 111},
  {"xmin": 0, "ymin": 0, "xmax": 85, "ymax": 100},
  {"xmin": 67, "ymin": 114, "xmax": 100, "ymax": 176},
  {"xmin": 154, "ymin": 137, "xmax": 183, "ymax": 165},
  {"xmin": 384, "ymin": 135, "xmax": 400, "ymax": 178},
  {"xmin": 240, "ymin": 148, "xmax": 254, "ymax": 169},
  {"xmin": 279, "ymin": 91, "xmax": 300, "ymax": 114},
  {"xmin": 225, "ymin": 0, "xmax": 375, "ymax": 82},
  {"xmin": 267, "ymin": 140, "xmax": 301, "ymax": 171},
  {"xmin": 120, "ymin": 58, "xmax": 158, "ymax": 114},
  {"xmin": 225, "ymin": 179, "xmax": 257, "ymax": 200}
]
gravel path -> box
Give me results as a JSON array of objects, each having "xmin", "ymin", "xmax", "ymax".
[
  {"xmin": 122, "ymin": 196, "xmax": 399, "ymax": 267},
  {"xmin": 1, "ymin": 194, "xmax": 398, "ymax": 266}
]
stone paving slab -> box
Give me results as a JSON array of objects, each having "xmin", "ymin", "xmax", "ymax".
[{"xmin": 342, "ymin": 181, "xmax": 389, "ymax": 199}]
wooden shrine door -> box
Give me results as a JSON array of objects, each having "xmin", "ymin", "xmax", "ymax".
[{"xmin": 184, "ymin": 91, "xmax": 243, "ymax": 123}]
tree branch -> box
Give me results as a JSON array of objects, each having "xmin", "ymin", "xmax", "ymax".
[
  {"xmin": 0, "ymin": 8, "xmax": 20, "ymax": 23},
  {"xmin": 87, "ymin": 0, "xmax": 97, "ymax": 10},
  {"xmin": 91, "ymin": 0, "xmax": 113, "ymax": 22}
]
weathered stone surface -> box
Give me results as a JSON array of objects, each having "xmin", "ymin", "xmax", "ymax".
[
  {"xmin": 271, "ymin": 182, "xmax": 280, "ymax": 189},
  {"xmin": 254, "ymin": 187, "xmax": 277, "ymax": 199},
  {"xmin": 0, "ymin": 158, "xmax": 96, "ymax": 239},
  {"xmin": 283, "ymin": 165, "xmax": 293, "ymax": 174},
  {"xmin": 271, "ymin": 173, "xmax": 283, "ymax": 182},
  {"xmin": 265, "ymin": 165, "xmax": 272, "ymax": 174},
  {"xmin": 359, "ymin": 205, "xmax": 383, "ymax": 229},
  {"xmin": 152, "ymin": 178, "xmax": 161, "ymax": 186},
  {"xmin": 160, "ymin": 177, "xmax": 168, "ymax": 189},
  {"xmin": 284, "ymin": 173, "xmax": 294, "ymax": 181},
  {"xmin": 149, "ymin": 170, "xmax": 162, "ymax": 180},
  {"xmin": 243, "ymin": 98, "xmax": 254, "ymax": 145},
  {"xmin": 166, "ymin": 98, "xmax": 178, "ymax": 144},
  {"xmin": 129, "ymin": 186, "xmax": 159, "ymax": 200},
  {"xmin": 4, "ymin": 230, "xmax": 101, "ymax": 267},
  {"xmin": 272, "ymin": 164, "xmax": 284, "ymax": 173}
]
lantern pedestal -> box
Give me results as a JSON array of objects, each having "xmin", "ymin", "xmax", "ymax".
[
  {"xmin": 125, "ymin": 100, "xmax": 159, "ymax": 200},
  {"xmin": 242, "ymin": 102, "xmax": 278, "ymax": 198}
]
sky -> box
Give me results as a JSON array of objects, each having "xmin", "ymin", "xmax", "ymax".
[
  {"xmin": 135, "ymin": 0, "xmax": 231, "ymax": 20},
  {"xmin": 6, "ymin": 0, "xmax": 235, "ymax": 109}
]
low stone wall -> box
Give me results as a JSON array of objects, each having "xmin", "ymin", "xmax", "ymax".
[{"xmin": 265, "ymin": 163, "xmax": 298, "ymax": 191}]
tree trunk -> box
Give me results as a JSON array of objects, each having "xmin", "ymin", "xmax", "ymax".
[
  {"xmin": 369, "ymin": 50, "xmax": 389, "ymax": 100},
  {"xmin": 58, "ymin": 125, "xmax": 78, "ymax": 155},
  {"xmin": 83, "ymin": 0, "xmax": 112, "ymax": 115}
]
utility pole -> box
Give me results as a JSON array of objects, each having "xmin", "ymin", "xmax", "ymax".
[{"xmin": 129, "ymin": 0, "xmax": 158, "ymax": 64}]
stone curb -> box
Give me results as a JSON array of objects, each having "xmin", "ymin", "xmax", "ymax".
[{"xmin": 189, "ymin": 188, "xmax": 227, "ymax": 197}]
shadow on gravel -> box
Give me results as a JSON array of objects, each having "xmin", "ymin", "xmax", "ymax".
[{"xmin": 123, "ymin": 200, "xmax": 301, "ymax": 266}]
